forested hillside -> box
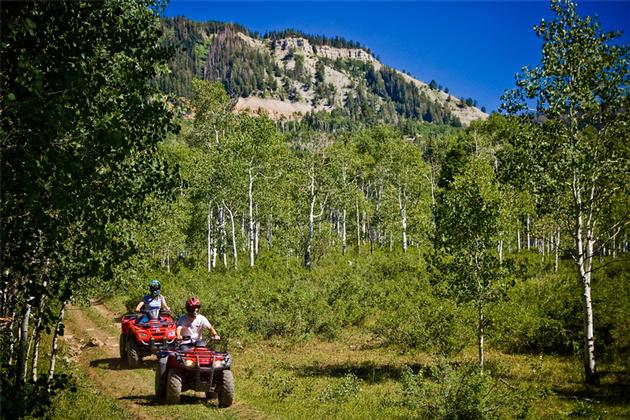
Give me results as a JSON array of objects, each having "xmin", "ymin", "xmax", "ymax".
[
  {"xmin": 157, "ymin": 16, "xmax": 486, "ymax": 129},
  {"xmin": 1, "ymin": 0, "xmax": 628, "ymax": 418}
]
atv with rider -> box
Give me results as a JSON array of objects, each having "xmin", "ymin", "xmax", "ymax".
[
  {"xmin": 155, "ymin": 337, "xmax": 234, "ymax": 407},
  {"xmin": 119, "ymin": 308, "xmax": 177, "ymax": 368}
]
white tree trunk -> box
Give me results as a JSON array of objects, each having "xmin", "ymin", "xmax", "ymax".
[
  {"xmin": 267, "ymin": 213, "xmax": 273, "ymax": 251},
  {"xmin": 225, "ymin": 203, "xmax": 238, "ymax": 268},
  {"xmin": 248, "ymin": 167, "xmax": 255, "ymax": 268},
  {"xmin": 527, "ymin": 215, "xmax": 531, "ymax": 250},
  {"xmin": 429, "ymin": 164, "xmax": 436, "ymax": 207},
  {"xmin": 397, "ymin": 187, "xmax": 408, "ymax": 253},
  {"xmin": 555, "ymin": 226, "xmax": 560, "ymax": 272},
  {"xmin": 478, "ymin": 304, "xmax": 484, "ymax": 373},
  {"xmin": 219, "ymin": 205, "xmax": 227, "ymax": 267},
  {"xmin": 211, "ymin": 203, "xmax": 212, "ymax": 273},
  {"xmin": 17, "ymin": 302, "xmax": 31, "ymax": 390},
  {"xmin": 574, "ymin": 174, "xmax": 598, "ymax": 384},
  {"xmin": 356, "ymin": 199, "xmax": 361, "ymax": 249},
  {"xmin": 31, "ymin": 319, "xmax": 42, "ymax": 382},
  {"xmin": 48, "ymin": 302, "xmax": 66, "ymax": 388},
  {"xmin": 304, "ymin": 169, "xmax": 316, "ymax": 269},
  {"xmin": 211, "ymin": 234, "xmax": 217, "ymax": 269},
  {"xmin": 342, "ymin": 208, "xmax": 347, "ymax": 256},
  {"xmin": 255, "ymin": 220, "xmax": 260, "ymax": 256},
  {"xmin": 8, "ymin": 309, "xmax": 17, "ymax": 366}
]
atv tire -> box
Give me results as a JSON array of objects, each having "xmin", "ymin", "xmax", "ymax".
[
  {"xmin": 217, "ymin": 370, "xmax": 234, "ymax": 408},
  {"xmin": 127, "ymin": 338, "xmax": 141, "ymax": 368},
  {"xmin": 155, "ymin": 366, "xmax": 166, "ymax": 398},
  {"xmin": 166, "ymin": 369, "xmax": 182, "ymax": 404},
  {"xmin": 118, "ymin": 334, "xmax": 126, "ymax": 361}
]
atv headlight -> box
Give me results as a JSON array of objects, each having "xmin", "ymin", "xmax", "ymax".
[
  {"xmin": 167, "ymin": 331, "xmax": 176, "ymax": 338},
  {"xmin": 184, "ymin": 359, "xmax": 195, "ymax": 367},
  {"xmin": 213, "ymin": 359, "xmax": 226, "ymax": 368}
]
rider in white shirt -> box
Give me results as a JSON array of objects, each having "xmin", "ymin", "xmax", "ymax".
[{"xmin": 176, "ymin": 297, "xmax": 220, "ymax": 343}]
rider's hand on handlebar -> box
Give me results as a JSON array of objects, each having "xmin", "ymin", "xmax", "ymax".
[{"xmin": 211, "ymin": 334, "xmax": 220, "ymax": 341}]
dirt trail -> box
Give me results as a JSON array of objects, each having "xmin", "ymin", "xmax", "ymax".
[{"xmin": 63, "ymin": 301, "xmax": 264, "ymax": 419}]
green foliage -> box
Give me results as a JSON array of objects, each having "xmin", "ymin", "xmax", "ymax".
[
  {"xmin": 205, "ymin": 26, "xmax": 279, "ymax": 97},
  {"xmin": 318, "ymin": 373, "xmax": 361, "ymax": 403},
  {"xmin": 373, "ymin": 287, "xmax": 473, "ymax": 355},
  {"xmin": 157, "ymin": 18, "xmax": 252, "ymax": 97},
  {"xmin": 1, "ymin": 0, "xmax": 178, "ymax": 414},
  {"xmin": 569, "ymin": 400, "xmax": 602, "ymax": 419},
  {"xmin": 1, "ymin": 374, "xmax": 73, "ymax": 418},
  {"xmin": 397, "ymin": 361, "xmax": 532, "ymax": 419},
  {"xmin": 490, "ymin": 268, "xmax": 582, "ymax": 354},
  {"xmin": 45, "ymin": 372, "xmax": 125, "ymax": 419},
  {"xmin": 491, "ymin": 258, "xmax": 630, "ymax": 360},
  {"xmin": 261, "ymin": 371, "xmax": 297, "ymax": 401}
]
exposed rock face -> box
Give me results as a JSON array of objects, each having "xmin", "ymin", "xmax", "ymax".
[{"xmin": 272, "ymin": 37, "xmax": 377, "ymax": 64}]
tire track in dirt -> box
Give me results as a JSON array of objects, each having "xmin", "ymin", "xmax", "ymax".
[
  {"xmin": 64, "ymin": 301, "xmax": 266, "ymax": 420},
  {"xmin": 64, "ymin": 305, "xmax": 156, "ymax": 419}
]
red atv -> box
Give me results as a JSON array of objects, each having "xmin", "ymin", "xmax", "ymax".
[
  {"xmin": 119, "ymin": 308, "xmax": 177, "ymax": 368},
  {"xmin": 155, "ymin": 338, "xmax": 234, "ymax": 407}
]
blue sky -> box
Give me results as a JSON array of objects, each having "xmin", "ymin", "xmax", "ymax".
[{"xmin": 164, "ymin": 1, "xmax": 630, "ymax": 112}]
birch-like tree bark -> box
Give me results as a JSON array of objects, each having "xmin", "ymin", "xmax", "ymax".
[
  {"xmin": 30, "ymin": 281, "xmax": 48, "ymax": 383},
  {"xmin": 342, "ymin": 208, "xmax": 347, "ymax": 255},
  {"xmin": 248, "ymin": 165, "xmax": 255, "ymax": 268},
  {"xmin": 555, "ymin": 227, "xmax": 560, "ymax": 272},
  {"xmin": 397, "ymin": 186, "xmax": 408, "ymax": 253},
  {"xmin": 211, "ymin": 203, "xmax": 212, "ymax": 273},
  {"xmin": 17, "ymin": 301, "xmax": 31, "ymax": 390},
  {"xmin": 573, "ymin": 172, "xmax": 597, "ymax": 382},
  {"xmin": 224, "ymin": 202, "xmax": 238, "ymax": 268},
  {"xmin": 219, "ymin": 205, "xmax": 227, "ymax": 267},
  {"xmin": 47, "ymin": 302, "xmax": 67, "ymax": 388},
  {"xmin": 356, "ymin": 199, "xmax": 361, "ymax": 248},
  {"xmin": 304, "ymin": 165, "xmax": 317, "ymax": 269}
]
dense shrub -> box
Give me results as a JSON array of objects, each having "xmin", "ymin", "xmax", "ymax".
[
  {"xmin": 398, "ymin": 360, "xmax": 531, "ymax": 419},
  {"xmin": 490, "ymin": 258, "xmax": 630, "ymax": 360},
  {"xmin": 490, "ymin": 268, "xmax": 582, "ymax": 355},
  {"xmin": 372, "ymin": 284, "xmax": 473, "ymax": 355}
]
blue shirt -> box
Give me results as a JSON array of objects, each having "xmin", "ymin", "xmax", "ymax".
[{"xmin": 143, "ymin": 295, "xmax": 162, "ymax": 311}]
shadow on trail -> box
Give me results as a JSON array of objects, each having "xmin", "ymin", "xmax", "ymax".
[
  {"xmin": 552, "ymin": 371, "xmax": 630, "ymax": 406},
  {"xmin": 119, "ymin": 394, "xmax": 218, "ymax": 407},
  {"xmin": 89, "ymin": 357, "xmax": 158, "ymax": 370},
  {"xmin": 293, "ymin": 361, "xmax": 429, "ymax": 383}
]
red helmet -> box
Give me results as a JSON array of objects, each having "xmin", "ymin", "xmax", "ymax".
[{"xmin": 186, "ymin": 297, "xmax": 201, "ymax": 314}]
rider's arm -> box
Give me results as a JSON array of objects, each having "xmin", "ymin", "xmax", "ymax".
[
  {"xmin": 207, "ymin": 324, "xmax": 220, "ymax": 340},
  {"xmin": 134, "ymin": 301, "xmax": 144, "ymax": 312},
  {"xmin": 161, "ymin": 296, "xmax": 170, "ymax": 311},
  {"xmin": 176, "ymin": 325, "xmax": 183, "ymax": 340}
]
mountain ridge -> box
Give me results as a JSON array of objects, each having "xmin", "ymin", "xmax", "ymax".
[{"xmin": 160, "ymin": 17, "xmax": 488, "ymax": 127}]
